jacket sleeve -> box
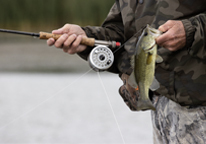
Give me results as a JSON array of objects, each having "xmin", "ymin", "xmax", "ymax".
[
  {"xmin": 78, "ymin": 2, "xmax": 126, "ymax": 73},
  {"xmin": 182, "ymin": 12, "xmax": 206, "ymax": 59},
  {"xmin": 83, "ymin": 2, "xmax": 125, "ymax": 43}
]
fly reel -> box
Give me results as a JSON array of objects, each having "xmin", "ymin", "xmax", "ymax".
[{"xmin": 88, "ymin": 45, "xmax": 114, "ymax": 72}]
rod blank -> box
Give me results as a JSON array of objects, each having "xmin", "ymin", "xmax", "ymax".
[{"xmin": 0, "ymin": 29, "xmax": 40, "ymax": 37}]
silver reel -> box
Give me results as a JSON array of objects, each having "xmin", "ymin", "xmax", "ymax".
[{"xmin": 88, "ymin": 45, "xmax": 114, "ymax": 72}]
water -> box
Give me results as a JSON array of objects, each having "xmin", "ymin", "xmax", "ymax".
[{"xmin": 0, "ymin": 72, "xmax": 153, "ymax": 144}]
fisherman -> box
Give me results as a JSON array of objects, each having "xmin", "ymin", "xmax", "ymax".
[{"xmin": 47, "ymin": 1, "xmax": 206, "ymax": 143}]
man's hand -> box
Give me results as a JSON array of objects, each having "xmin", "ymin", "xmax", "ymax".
[
  {"xmin": 47, "ymin": 24, "xmax": 87, "ymax": 54},
  {"xmin": 156, "ymin": 20, "xmax": 186, "ymax": 51}
]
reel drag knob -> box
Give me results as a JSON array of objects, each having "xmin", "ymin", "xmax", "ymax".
[{"xmin": 88, "ymin": 45, "xmax": 114, "ymax": 72}]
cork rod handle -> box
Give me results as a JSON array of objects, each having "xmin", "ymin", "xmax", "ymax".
[{"xmin": 39, "ymin": 32, "xmax": 95, "ymax": 47}]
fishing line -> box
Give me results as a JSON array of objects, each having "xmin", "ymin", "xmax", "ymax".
[
  {"xmin": 112, "ymin": 27, "xmax": 144, "ymax": 55},
  {"xmin": 0, "ymin": 27, "xmax": 135, "ymax": 142},
  {"xmin": 0, "ymin": 69, "xmax": 92, "ymax": 131},
  {"xmin": 97, "ymin": 72, "xmax": 126, "ymax": 144}
]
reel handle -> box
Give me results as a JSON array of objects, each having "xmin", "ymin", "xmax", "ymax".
[{"xmin": 39, "ymin": 32, "xmax": 95, "ymax": 47}]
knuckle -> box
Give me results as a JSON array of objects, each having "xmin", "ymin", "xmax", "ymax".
[
  {"xmin": 72, "ymin": 34, "xmax": 77, "ymax": 38},
  {"xmin": 167, "ymin": 31, "xmax": 176, "ymax": 39},
  {"xmin": 64, "ymin": 24, "xmax": 70, "ymax": 28},
  {"xmin": 171, "ymin": 34, "xmax": 176, "ymax": 40},
  {"xmin": 167, "ymin": 20, "xmax": 174, "ymax": 24}
]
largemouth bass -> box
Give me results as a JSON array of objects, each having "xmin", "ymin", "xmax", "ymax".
[{"xmin": 129, "ymin": 25, "xmax": 163, "ymax": 111}]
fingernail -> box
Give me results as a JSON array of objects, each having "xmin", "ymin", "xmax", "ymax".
[{"xmin": 47, "ymin": 39, "xmax": 54, "ymax": 46}]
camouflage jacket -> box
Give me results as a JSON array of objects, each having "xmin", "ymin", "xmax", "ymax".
[{"xmin": 80, "ymin": 0, "xmax": 206, "ymax": 108}]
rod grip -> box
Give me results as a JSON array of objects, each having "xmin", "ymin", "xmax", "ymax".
[
  {"xmin": 39, "ymin": 32, "xmax": 95, "ymax": 47},
  {"xmin": 80, "ymin": 37, "xmax": 95, "ymax": 47},
  {"xmin": 39, "ymin": 32, "xmax": 61, "ymax": 40}
]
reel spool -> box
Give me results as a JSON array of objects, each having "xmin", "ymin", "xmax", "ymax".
[{"xmin": 88, "ymin": 45, "xmax": 114, "ymax": 72}]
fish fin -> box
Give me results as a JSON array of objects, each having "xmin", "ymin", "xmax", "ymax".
[
  {"xmin": 156, "ymin": 55, "xmax": 163, "ymax": 63},
  {"xmin": 130, "ymin": 55, "xmax": 135, "ymax": 69},
  {"xmin": 135, "ymin": 43, "xmax": 139, "ymax": 55},
  {"xmin": 128, "ymin": 71, "xmax": 138, "ymax": 88},
  {"xmin": 147, "ymin": 53, "xmax": 153, "ymax": 65},
  {"xmin": 150, "ymin": 77, "xmax": 160, "ymax": 91}
]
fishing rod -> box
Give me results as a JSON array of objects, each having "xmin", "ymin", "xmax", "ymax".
[
  {"xmin": 0, "ymin": 28, "xmax": 121, "ymax": 72},
  {"xmin": 0, "ymin": 29, "xmax": 121, "ymax": 49}
]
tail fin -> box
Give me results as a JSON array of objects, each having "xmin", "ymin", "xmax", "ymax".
[{"xmin": 136, "ymin": 99, "xmax": 156, "ymax": 111}]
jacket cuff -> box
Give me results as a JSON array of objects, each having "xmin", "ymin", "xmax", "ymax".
[
  {"xmin": 81, "ymin": 26, "xmax": 96, "ymax": 38},
  {"xmin": 181, "ymin": 19, "xmax": 196, "ymax": 50}
]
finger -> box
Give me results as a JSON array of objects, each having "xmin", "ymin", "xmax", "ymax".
[
  {"xmin": 62, "ymin": 34, "xmax": 77, "ymax": 53},
  {"xmin": 158, "ymin": 20, "xmax": 174, "ymax": 32},
  {"xmin": 54, "ymin": 34, "xmax": 68, "ymax": 48},
  {"xmin": 63, "ymin": 48, "xmax": 68, "ymax": 53},
  {"xmin": 161, "ymin": 37, "xmax": 184, "ymax": 51},
  {"xmin": 52, "ymin": 27, "xmax": 65, "ymax": 34},
  {"xmin": 52, "ymin": 29, "xmax": 63, "ymax": 34},
  {"xmin": 63, "ymin": 34, "xmax": 77, "ymax": 48},
  {"xmin": 161, "ymin": 40, "xmax": 176, "ymax": 51},
  {"xmin": 67, "ymin": 35, "xmax": 83, "ymax": 54},
  {"xmin": 156, "ymin": 28, "xmax": 177, "ymax": 46},
  {"xmin": 47, "ymin": 38, "xmax": 55, "ymax": 46},
  {"xmin": 74, "ymin": 35, "xmax": 83, "ymax": 47},
  {"xmin": 75, "ymin": 36, "xmax": 87, "ymax": 52}
]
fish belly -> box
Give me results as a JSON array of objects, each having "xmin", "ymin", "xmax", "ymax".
[{"xmin": 135, "ymin": 49, "xmax": 156, "ymax": 111}]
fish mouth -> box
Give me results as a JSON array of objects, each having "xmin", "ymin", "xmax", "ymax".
[
  {"xmin": 144, "ymin": 42, "xmax": 156, "ymax": 52},
  {"xmin": 146, "ymin": 25, "xmax": 162, "ymax": 37}
]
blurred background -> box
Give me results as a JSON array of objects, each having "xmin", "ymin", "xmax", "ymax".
[
  {"xmin": 0, "ymin": 0, "xmax": 153, "ymax": 143},
  {"xmin": 0, "ymin": 0, "xmax": 113, "ymax": 31}
]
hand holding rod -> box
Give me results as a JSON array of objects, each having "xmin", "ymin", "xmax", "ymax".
[
  {"xmin": 0, "ymin": 29, "xmax": 121, "ymax": 49},
  {"xmin": 39, "ymin": 32, "xmax": 96, "ymax": 47}
]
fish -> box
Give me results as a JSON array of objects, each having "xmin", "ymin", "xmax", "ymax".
[{"xmin": 128, "ymin": 25, "xmax": 163, "ymax": 111}]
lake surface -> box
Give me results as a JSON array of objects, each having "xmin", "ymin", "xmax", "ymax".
[{"xmin": 0, "ymin": 72, "xmax": 153, "ymax": 144}]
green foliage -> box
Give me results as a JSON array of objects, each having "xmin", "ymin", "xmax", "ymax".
[{"xmin": 0, "ymin": 0, "xmax": 114, "ymax": 31}]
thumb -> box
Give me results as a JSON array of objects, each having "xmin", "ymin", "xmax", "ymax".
[
  {"xmin": 52, "ymin": 24, "xmax": 71, "ymax": 34},
  {"xmin": 52, "ymin": 28, "xmax": 64, "ymax": 34}
]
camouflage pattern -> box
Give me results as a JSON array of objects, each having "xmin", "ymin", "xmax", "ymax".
[
  {"xmin": 151, "ymin": 95, "xmax": 206, "ymax": 144},
  {"xmin": 81, "ymin": 0, "xmax": 206, "ymax": 107}
]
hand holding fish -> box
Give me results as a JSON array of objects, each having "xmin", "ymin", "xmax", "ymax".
[{"xmin": 156, "ymin": 20, "xmax": 186, "ymax": 51}]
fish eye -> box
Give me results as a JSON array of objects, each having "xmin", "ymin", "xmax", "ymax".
[{"xmin": 144, "ymin": 32, "xmax": 148, "ymax": 36}]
